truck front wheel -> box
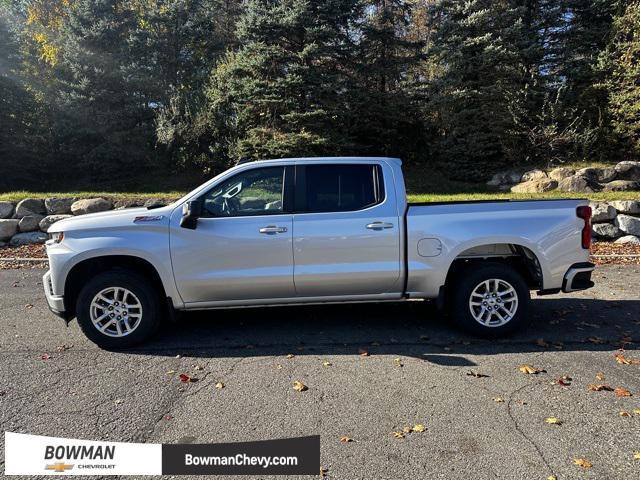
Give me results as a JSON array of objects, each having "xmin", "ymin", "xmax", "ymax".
[
  {"xmin": 75, "ymin": 270, "xmax": 162, "ymax": 348},
  {"xmin": 450, "ymin": 263, "xmax": 530, "ymax": 336}
]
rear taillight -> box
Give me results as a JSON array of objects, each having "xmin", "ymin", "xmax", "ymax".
[{"xmin": 576, "ymin": 206, "xmax": 592, "ymax": 249}]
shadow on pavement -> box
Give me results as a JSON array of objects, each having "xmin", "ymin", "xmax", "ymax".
[{"xmin": 123, "ymin": 297, "xmax": 640, "ymax": 361}]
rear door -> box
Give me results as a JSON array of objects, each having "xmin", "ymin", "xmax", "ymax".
[{"xmin": 292, "ymin": 162, "xmax": 402, "ymax": 297}]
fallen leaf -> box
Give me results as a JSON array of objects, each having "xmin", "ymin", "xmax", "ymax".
[
  {"xmin": 393, "ymin": 358, "xmax": 403, "ymax": 367},
  {"xmin": 619, "ymin": 411, "xmax": 631, "ymax": 417},
  {"xmin": 286, "ymin": 354, "xmax": 294, "ymax": 359},
  {"xmin": 392, "ymin": 431, "xmax": 405, "ymax": 439},
  {"xmin": 493, "ymin": 397, "xmax": 505, "ymax": 403},
  {"xmin": 114, "ymin": 399, "xmax": 123, "ymax": 405},
  {"xmin": 553, "ymin": 375, "xmax": 572, "ymax": 386},
  {"xmin": 276, "ymin": 364, "xmax": 283, "ymax": 369},
  {"xmin": 179, "ymin": 373, "xmax": 197, "ymax": 383},
  {"xmin": 615, "ymin": 353, "xmax": 640, "ymax": 365},
  {"xmin": 320, "ymin": 466, "xmax": 328, "ymax": 477},
  {"xmin": 40, "ymin": 353, "xmax": 50, "ymax": 360},
  {"xmin": 56, "ymin": 344, "xmax": 72, "ymax": 352},
  {"xmin": 339, "ymin": 436, "xmax": 352, "ymax": 443},
  {"xmin": 25, "ymin": 304, "xmax": 33, "ymax": 309},
  {"xmin": 215, "ymin": 382, "xmax": 224, "ymax": 389},
  {"xmin": 293, "ymin": 381, "xmax": 307, "ymax": 392},
  {"xmin": 322, "ymin": 361, "xmax": 332, "ymax": 367},
  {"xmin": 358, "ymin": 349, "xmax": 369, "ymax": 357},
  {"xmin": 596, "ymin": 372, "xmax": 606, "ymax": 381},
  {"xmin": 574, "ymin": 458, "xmax": 592, "ymax": 469},
  {"xmin": 166, "ymin": 370, "xmax": 176, "ymax": 375},
  {"xmin": 634, "ymin": 452, "xmax": 640, "ymax": 460},
  {"xmin": 519, "ymin": 365, "xmax": 545, "ymax": 374},
  {"xmin": 402, "ymin": 426, "xmax": 412, "ymax": 433},
  {"xmin": 412, "ymin": 424, "xmax": 426, "ymax": 432},
  {"xmin": 588, "ymin": 384, "xmax": 613, "ymax": 392},
  {"xmin": 544, "ymin": 417, "xmax": 562, "ymax": 425},
  {"xmin": 633, "ymin": 408, "xmax": 640, "ymax": 415},
  {"xmin": 466, "ymin": 371, "xmax": 489, "ymax": 378},
  {"xmin": 193, "ymin": 365, "xmax": 204, "ymax": 371},
  {"xmin": 615, "ymin": 353, "xmax": 632, "ymax": 365},
  {"xmin": 547, "ymin": 476, "xmax": 557, "ymax": 480},
  {"xmin": 614, "ymin": 387, "xmax": 632, "ymax": 397}
]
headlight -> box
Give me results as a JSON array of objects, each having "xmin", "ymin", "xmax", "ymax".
[{"xmin": 47, "ymin": 232, "xmax": 64, "ymax": 245}]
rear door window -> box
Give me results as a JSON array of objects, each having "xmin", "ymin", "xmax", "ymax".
[{"xmin": 296, "ymin": 164, "xmax": 384, "ymax": 213}]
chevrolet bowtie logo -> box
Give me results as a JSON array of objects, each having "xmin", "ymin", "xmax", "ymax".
[{"xmin": 45, "ymin": 462, "xmax": 74, "ymax": 472}]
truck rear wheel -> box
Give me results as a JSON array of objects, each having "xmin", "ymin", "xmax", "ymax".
[
  {"xmin": 75, "ymin": 270, "xmax": 162, "ymax": 348},
  {"xmin": 450, "ymin": 263, "xmax": 530, "ymax": 336}
]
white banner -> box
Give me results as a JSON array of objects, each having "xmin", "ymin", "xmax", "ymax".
[{"xmin": 4, "ymin": 432, "xmax": 162, "ymax": 476}]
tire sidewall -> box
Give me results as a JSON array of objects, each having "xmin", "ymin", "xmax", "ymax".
[
  {"xmin": 451, "ymin": 263, "xmax": 530, "ymax": 337},
  {"xmin": 76, "ymin": 271, "xmax": 161, "ymax": 349}
]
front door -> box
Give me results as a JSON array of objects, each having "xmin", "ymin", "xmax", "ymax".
[
  {"xmin": 170, "ymin": 166, "xmax": 295, "ymax": 304},
  {"xmin": 292, "ymin": 163, "xmax": 402, "ymax": 297}
]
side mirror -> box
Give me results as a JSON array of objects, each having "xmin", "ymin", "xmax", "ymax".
[{"xmin": 180, "ymin": 200, "xmax": 202, "ymax": 230}]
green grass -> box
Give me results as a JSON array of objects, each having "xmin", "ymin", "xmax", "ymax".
[
  {"xmin": 407, "ymin": 191, "xmax": 640, "ymax": 203},
  {"xmin": 1, "ymin": 189, "xmax": 638, "ymax": 204},
  {"xmin": 0, "ymin": 191, "xmax": 185, "ymax": 202}
]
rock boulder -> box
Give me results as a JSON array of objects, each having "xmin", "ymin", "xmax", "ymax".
[
  {"xmin": 45, "ymin": 197, "xmax": 76, "ymax": 215},
  {"xmin": 521, "ymin": 169, "xmax": 548, "ymax": 182},
  {"xmin": 0, "ymin": 219, "xmax": 19, "ymax": 241},
  {"xmin": 0, "ymin": 202, "xmax": 15, "ymax": 219},
  {"xmin": 614, "ymin": 161, "xmax": 640, "ymax": 181},
  {"xmin": 590, "ymin": 203, "xmax": 617, "ymax": 223},
  {"xmin": 609, "ymin": 200, "xmax": 640, "ymax": 214},
  {"xmin": 614, "ymin": 235, "xmax": 640, "ymax": 245},
  {"xmin": 601, "ymin": 180, "xmax": 640, "ymax": 192},
  {"xmin": 548, "ymin": 167, "xmax": 575, "ymax": 182},
  {"xmin": 39, "ymin": 215, "xmax": 73, "ymax": 233},
  {"xmin": 615, "ymin": 214, "xmax": 640, "ymax": 236},
  {"xmin": 9, "ymin": 231, "xmax": 48, "ymax": 246},
  {"xmin": 592, "ymin": 223, "xmax": 623, "ymax": 239},
  {"xmin": 510, "ymin": 179, "xmax": 558, "ymax": 193},
  {"xmin": 15, "ymin": 198, "xmax": 46, "ymax": 218},
  {"xmin": 71, "ymin": 198, "xmax": 113, "ymax": 215},
  {"xmin": 557, "ymin": 175, "xmax": 596, "ymax": 193},
  {"xmin": 18, "ymin": 214, "xmax": 45, "ymax": 232}
]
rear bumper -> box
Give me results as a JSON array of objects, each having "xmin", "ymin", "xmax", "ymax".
[
  {"xmin": 562, "ymin": 262, "xmax": 595, "ymax": 293},
  {"xmin": 43, "ymin": 270, "xmax": 68, "ymax": 319}
]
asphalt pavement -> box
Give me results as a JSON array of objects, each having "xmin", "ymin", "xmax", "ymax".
[{"xmin": 1, "ymin": 265, "xmax": 639, "ymax": 479}]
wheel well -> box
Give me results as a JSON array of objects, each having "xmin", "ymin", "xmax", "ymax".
[
  {"xmin": 445, "ymin": 244, "xmax": 543, "ymax": 292},
  {"xmin": 64, "ymin": 256, "xmax": 166, "ymax": 318}
]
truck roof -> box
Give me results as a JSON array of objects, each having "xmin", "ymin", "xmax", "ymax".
[{"xmin": 238, "ymin": 156, "xmax": 402, "ymax": 165}]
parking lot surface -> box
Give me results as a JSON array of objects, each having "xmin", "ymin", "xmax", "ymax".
[{"xmin": 1, "ymin": 265, "xmax": 639, "ymax": 479}]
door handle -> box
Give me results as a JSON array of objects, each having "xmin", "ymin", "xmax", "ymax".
[
  {"xmin": 259, "ymin": 225, "xmax": 288, "ymax": 234},
  {"xmin": 366, "ymin": 222, "xmax": 394, "ymax": 230}
]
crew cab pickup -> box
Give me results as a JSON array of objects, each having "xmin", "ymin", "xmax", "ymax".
[{"xmin": 44, "ymin": 157, "xmax": 595, "ymax": 347}]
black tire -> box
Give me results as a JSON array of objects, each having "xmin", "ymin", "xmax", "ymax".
[
  {"xmin": 450, "ymin": 262, "xmax": 530, "ymax": 337},
  {"xmin": 75, "ymin": 270, "xmax": 162, "ymax": 348}
]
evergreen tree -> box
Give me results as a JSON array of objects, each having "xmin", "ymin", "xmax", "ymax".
[
  {"xmin": 425, "ymin": 0, "xmax": 530, "ymax": 178},
  {"xmin": 601, "ymin": 0, "xmax": 640, "ymax": 156},
  {"xmin": 151, "ymin": 0, "xmax": 242, "ymax": 169},
  {"xmin": 56, "ymin": 0, "xmax": 157, "ymax": 183},
  {"xmin": 197, "ymin": 0, "xmax": 364, "ymax": 165},
  {"xmin": 350, "ymin": 0, "xmax": 425, "ymax": 161}
]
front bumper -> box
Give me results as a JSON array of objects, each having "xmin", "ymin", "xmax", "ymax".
[
  {"xmin": 43, "ymin": 270, "xmax": 68, "ymax": 319},
  {"xmin": 562, "ymin": 262, "xmax": 595, "ymax": 293}
]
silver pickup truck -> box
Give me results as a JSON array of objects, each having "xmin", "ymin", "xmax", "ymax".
[{"xmin": 44, "ymin": 157, "xmax": 594, "ymax": 348}]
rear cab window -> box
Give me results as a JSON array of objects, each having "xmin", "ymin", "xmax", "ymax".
[{"xmin": 295, "ymin": 164, "xmax": 385, "ymax": 213}]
